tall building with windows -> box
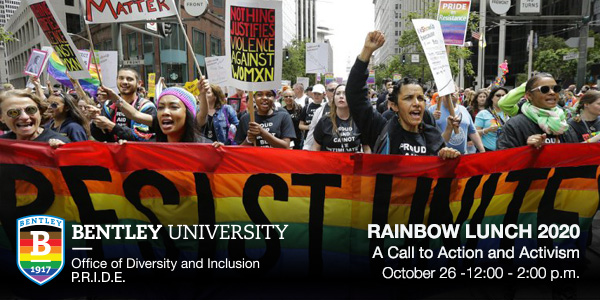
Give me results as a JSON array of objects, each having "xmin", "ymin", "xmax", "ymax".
[
  {"xmin": 296, "ymin": 0, "xmax": 315, "ymax": 42},
  {"xmin": 0, "ymin": 0, "xmax": 20, "ymax": 28}
]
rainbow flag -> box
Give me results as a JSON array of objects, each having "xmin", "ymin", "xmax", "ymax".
[{"xmin": 47, "ymin": 50, "xmax": 101, "ymax": 97}]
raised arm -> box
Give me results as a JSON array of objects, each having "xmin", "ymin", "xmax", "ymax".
[
  {"xmin": 98, "ymin": 85, "xmax": 153, "ymax": 127},
  {"xmin": 195, "ymin": 76, "xmax": 210, "ymax": 128},
  {"xmin": 498, "ymin": 82, "xmax": 525, "ymax": 117},
  {"xmin": 67, "ymin": 71, "xmax": 93, "ymax": 105}
]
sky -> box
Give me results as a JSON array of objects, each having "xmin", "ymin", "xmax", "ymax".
[{"xmin": 315, "ymin": 0, "xmax": 375, "ymax": 79}]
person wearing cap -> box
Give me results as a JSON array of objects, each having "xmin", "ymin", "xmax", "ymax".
[
  {"xmin": 235, "ymin": 89, "xmax": 296, "ymax": 148},
  {"xmin": 108, "ymin": 86, "xmax": 216, "ymax": 143},
  {"xmin": 299, "ymin": 84, "xmax": 326, "ymax": 141},
  {"xmin": 302, "ymin": 82, "xmax": 338, "ymax": 150},
  {"xmin": 92, "ymin": 68, "xmax": 156, "ymax": 142}
]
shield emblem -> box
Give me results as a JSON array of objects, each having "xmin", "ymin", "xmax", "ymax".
[{"xmin": 17, "ymin": 215, "xmax": 65, "ymax": 286}]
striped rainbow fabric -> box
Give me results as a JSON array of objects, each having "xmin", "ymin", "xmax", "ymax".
[
  {"xmin": 18, "ymin": 229, "xmax": 62, "ymax": 283},
  {"xmin": 47, "ymin": 50, "xmax": 101, "ymax": 97}
]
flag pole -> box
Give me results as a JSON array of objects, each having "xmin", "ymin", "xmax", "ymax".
[
  {"xmin": 171, "ymin": 0, "xmax": 204, "ymax": 78},
  {"xmin": 78, "ymin": 3, "xmax": 103, "ymax": 87}
]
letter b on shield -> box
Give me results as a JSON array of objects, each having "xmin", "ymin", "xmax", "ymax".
[{"xmin": 17, "ymin": 215, "xmax": 65, "ymax": 285}]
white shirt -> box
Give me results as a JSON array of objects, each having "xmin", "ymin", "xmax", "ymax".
[{"xmin": 295, "ymin": 94, "xmax": 308, "ymax": 108}]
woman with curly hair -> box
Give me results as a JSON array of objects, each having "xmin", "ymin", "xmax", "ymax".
[{"xmin": 466, "ymin": 89, "xmax": 488, "ymax": 122}]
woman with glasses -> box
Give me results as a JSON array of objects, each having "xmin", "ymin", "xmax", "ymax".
[
  {"xmin": 196, "ymin": 78, "xmax": 239, "ymax": 145},
  {"xmin": 475, "ymin": 87, "xmax": 509, "ymax": 151},
  {"xmin": 281, "ymin": 89, "xmax": 303, "ymax": 149},
  {"xmin": 235, "ymin": 90, "xmax": 296, "ymax": 148},
  {"xmin": 313, "ymin": 85, "xmax": 371, "ymax": 153},
  {"xmin": 0, "ymin": 90, "xmax": 70, "ymax": 147},
  {"xmin": 497, "ymin": 73, "xmax": 576, "ymax": 149},
  {"xmin": 45, "ymin": 91, "xmax": 90, "ymax": 142}
]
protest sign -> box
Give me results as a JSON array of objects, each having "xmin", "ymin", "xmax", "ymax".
[
  {"xmin": 99, "ymin": 51, "xmax": 118, "ymax": 91},
  {"xmin": 184, "ymin": 79, "xmax": 200, "ymax": 96},
  {"xmin": 23, "ymin": 49, "xmax": 48, "ymax": 78},
  {"xmin": 437, "ymin": 0, "xmax": 471, "ymax": 46},
  {"xmin": 0, "ymin": 141, "xmax": 595, "ymax": 284},
  {"xmin": 205, "ymin": 56, "xmax": 229, "ymax": 86},
  {"xmin": 367, "ymin": 70, "xmax": 375, "ymax": 85},
  {"xmin": 148, "ymin": 73, "xmax": 156, "ymax": 98},
  {"xmin": 325, "ymin": 73, "xmax": 334, "ymax": 85},
  {"xmin": 77, "ymin": 50, "xmax": 93, "ymax": 71},
  {"xmin": 305, "ymin": 43, "xmax": 333, "ymax": 74},
  {"xmin": 81, "ymin": 0, "xmax": 177, "ymax": 23},
  {"xmin": 30, "ymin": 0, "xmax": 90, "ymax": 79},
  {"xmin": 336, "ymin": 77, "xmax": 344, "ymax": 84},
  {"xmin": 281, "ymin": 80, "xmax": 291, "ymax": 87},
  {"xmin": 413, "ymin": 19, "xmax": 456, "ymax": 96},
  {"xmin": 226, "ymin": 0, "xmax": 283, "ymax": 91},
  {"xmin": 393, "ymin": 73, "xmax": 402, "ymax": 81},
  {"xmin": 296, "ymin": 77, "xmax": 309, "ymax": 89},
  {"xmin": 44, "ymin": 47, "xmax": 101, "ymax": 96}
]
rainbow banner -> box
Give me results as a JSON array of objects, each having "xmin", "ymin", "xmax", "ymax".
[
  {"xmin": 47, "ymin": 50, "xmax": 101, "ymax": 97},
  {"xmin": 0, "ymin": 140, "xmax": 597, "ymax": 279},
  {"xmin": 437, "ymin": 0, "xmax": 471, "ymax": 46}
]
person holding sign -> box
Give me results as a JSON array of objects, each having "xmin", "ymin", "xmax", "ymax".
[
  {"xmin": 91, "ymin": 68, "xmax": 156, "ymax": 142},
  {"xmin": 497, "ymin": 73, "xmax": 577, "ymax": 149},
  {"xmin": 346, "ymin": 31, "xmax": 459, "ymax": 158},
  {"xmin": 312, "ymin": 85, "xmax": 370, "ymax": 153},
  {"xmin": 196, "ymin": 78, "xmax": 239, "ymax": 145},
  {"xmin": 235, "ymin": 90, "xmax": 296, "ymax": 148},
  {"xmin": 0, "ymin": 89, "xmax": 70, "ymax": 147}
]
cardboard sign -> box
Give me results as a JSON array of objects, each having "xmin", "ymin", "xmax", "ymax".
[
  {"xmin": 226, "ymin": 0, "xmax": 283, "ymax": 91},
  {"xmin": 305, "ymin": 43, "xmax": 333, "ymax": 74},
  {"xmin": 205, "ymin": 56, "xmax": 229, "ymax": 86},
  {"xmin": 81, "ymin": 0, "xmax": 177, "ymax": 23},
  {"xmin": 23, "ymin": 49, "xmax": 49, "ymax": 78},
  {"xmin": 148, "ymin": 73, "xmax": 156, "ymax": 98},
  {"xmin": 99, "ymin": 51, "xmax": 118, "ymax": 91},
  {"xmin": 393, "ymin": 73, "xmax": 402, "ymax": 81},
  {"xmin": 77, "ymin": 50, "xmax": 93, "ymax": 71},
  {"xmin": 30, "ymin": 0, "xmax": 91, "ymax": 79},
  {"xmin": 413, "ymin": 19, "xmax": 456, "ymax": 96},
  {"xmin": 184, "ymin": 79, "xmax": 200, "ymax": 96},
  {"xmin": 437, "ymin": 0, "xmax": 471, "ymax": 46},
  {"xmin": 296, "ymin": 77, "xmax": 309, "ymax": 89}
]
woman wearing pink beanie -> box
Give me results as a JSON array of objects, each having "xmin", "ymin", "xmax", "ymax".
[{"xmin": 100, "ymin": 85, "xmax": 220, "ymax": 145}]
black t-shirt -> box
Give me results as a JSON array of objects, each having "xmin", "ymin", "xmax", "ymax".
[
  {"xmin": 283, "ymin": 107, "xmax": 302, "ymax": 142},
  {"xmin": 314, "ymin": 116, "xmax": 363, "ymax": 153},
  {"xmin": 235, "ymin": 110, "xmax": 296, "ymax": 147},
  {"xmin": 202, "ymin": 115, "xmax": 216, "ymax": 142},
  {"xmin": 387, "ymin": 119, "xmax": 441, "ymax": 155},
  {"xmin": 0, "ymin": 128, "xmax": 71, "ymax": 143},
  {"xmin": 567, "ymin": 117, "xmax": 600, "ymax": 142},
  {"xmin": 299, "ymin": 102, "xmax": 322, "ymax": 126},
  {"xmin": 497, "ymin": 114, "xmax": 576, "ymax": 150}
]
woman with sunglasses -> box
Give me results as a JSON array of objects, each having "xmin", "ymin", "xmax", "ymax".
[
  {"xmin": 0, "ymin": 90, "xmax": 70, "ymax": 147},
  {"xmin": 475, "ymin": 87, "xmax": 509, "ymax": 151},
  {"xmin": 313, "ymin": 85, "xmax": 371, "ymax": 153},
  {"xmin": 567, "ymin": 90, "xmax": 600, "ymax": 143},
  {"xmin": 497, "ymin": 73, "xmax": 576, "ymax": 149},
  {"xmin": 235, "ymin": 89, "xmax": 296, "ymax": 148},
  {"xmin": 45, "ymin": 92, "xmax": 90, "ymax": 142},
  {"xmin": 281, "ymin": 88, "xmax": 303, "ymax": 149}
]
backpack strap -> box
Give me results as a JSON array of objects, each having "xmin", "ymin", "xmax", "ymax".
[{"xmin": 373, "ymin": 119, "xmax": 394, "ymax": 154}]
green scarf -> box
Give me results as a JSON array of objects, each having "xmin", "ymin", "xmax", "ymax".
[{"xmin": 521, "ymin": 102, "xmax": 569, "ymax": 135}]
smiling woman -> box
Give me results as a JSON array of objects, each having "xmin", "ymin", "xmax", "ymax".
[{"xmin": 0, "ymin": 90, "xmax": 70, "ymax": 147}]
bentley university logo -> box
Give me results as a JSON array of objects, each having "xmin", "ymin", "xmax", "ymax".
[{"xmin": 17, "ymin": 215, "xmax": 65, "ymax": 285}]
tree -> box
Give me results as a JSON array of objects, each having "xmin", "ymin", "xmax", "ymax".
[
  {"xmin": 0, "ymin": 27, "xmax": 15, "ymax": 43},
  {"xmin": 281, "ymin": 39, "xmax": 316, "ymax": 86}
]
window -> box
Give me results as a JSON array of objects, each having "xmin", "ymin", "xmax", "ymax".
[
  {"xmin": 65, "ymin": 13, "xmax": 80, "ymax": 33},
  {"xmin": 161, "ymin": 26, "xmax": 186, "ymax": 51},
  {"xmin": 65, "ymin": 0, "xmax": 74, "ymax": 6},
  {"xmin": 213, "ymin": 0, "xmax": 223, "ymax": 8},
  {"xmin": 210, "ymin": 36, "xmax": 221, "ymax": 56},
  {"xmin": 144, "ymin": 34, "xmax": 154, "ymax": 54},
  {"xmin": 128, "ymin": 33, "xmax": 138, "ymax": 58},
  {"xmin": 192, "ymin": 30, "xmax": 206, "ymax": 55},
  {"xmin": 104, "ymin": 40, "xmax": 112, "ymax": 50}
]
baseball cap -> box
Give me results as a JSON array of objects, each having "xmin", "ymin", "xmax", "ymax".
[{"xmin": 313, "ymin": 84, "xmax": 326, "ymax": 94}]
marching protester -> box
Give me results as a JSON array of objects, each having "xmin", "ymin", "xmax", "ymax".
[
  {"xmin": 313, "ymin": 85, "xmax": 370, "ymax": 153},
  {"xmin": 293, "ymin": 83, "xmax": 309, "ymax": 108},
  {"xmin": 475, "ymin": 87, "xmax": 508, "ymax": 151},
  {"xmin": 466, "ymin": 89, "xmax": 488, "ymax": 121},
  {"xmin": 196, "ymin": 77, "xmax": 239, "ymax": 145},
  {"xmin": 302, "ymin": 82, "xmax": 339, "ymax": 150},
  {"xmin": 346, "ymin": 31, "xmax": 460, "ymax": 158},
  {"xmin": 235, "ymin": 89, "xmax": 296, "ymax": 148},
  {"xmin": 430, "ymin": 92, "xmax": 486, "ymax": 154},
  {"xmin": 281, "ymin": 88, "xmax": 303, "ymax": 149},
  {"xmin": 376, "ymin": 78, "xmax": 393, "ymax": 113},
  {"xmin": 567, "ymin": 90, "xmax": 600, "ymax": 143},
  {"xmin": 299, "ymin": 84, "xmax": 326, "ymax": 138},
  {"xmin": 0, "ymin": 89, "xmax": 70, "ymax": 147},
  {"xmin": 497, "ymin": 73, "xmax": 577, "ymax": 149},
  {"xmin": 90, "ymin": 68, "xmax": 156, "ymax": 142},
  {"xmin": 45, "ymin": 91, "xmax": 90, "ymax": 142}
]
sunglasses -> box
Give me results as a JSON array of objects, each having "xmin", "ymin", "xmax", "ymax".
[
  {"xmin": 530, "ymin": 85, "xmax": 561, "ymax": 94},
  {"xmin": 494, "ymin": 93, "xmax": 506, "ymax": 98},
  {"xmin": 283, "ymin": 95, "xmax": 294, "ymax": 98},
  {"xmin": 49, "ymin": 102, "xmax": 59, "ymax": 109},
  {"xmin": 327, "ymin": 88, "xmax": 336, "ymax": 92},
  {"xmin": 6, "ymin": 106, "xmax": 38, "ymax": 119}
]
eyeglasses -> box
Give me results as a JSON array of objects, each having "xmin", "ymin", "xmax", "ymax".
[
  {"xmin": 494, "ymin": 93, "xmax": 506, "ymax": 98},
  {"xmin": 530, "ymin": 85, "xmax": 561, "ymax": 94},
  {"xmin": 327, "ymin": 88, "xmax": 336, "ymax": 92},
  {"xmin": 283, "ymin": 95, "xmax": 294, "ymax": 98},
  {"xmin": 49, "ymin": 102, "xmax": 59, "ymax": 109},
  {"xmin": 6, "ymin": 106, "xmax": 38, "ymax": 119}
]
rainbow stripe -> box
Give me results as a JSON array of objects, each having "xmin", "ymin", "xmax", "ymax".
[
  {"xmin": 18, "ymin": 229, "xmax": 62, "ymax": 283},
  {"xmin": 47, "ymin": 50, "xmax": 100, "ymax": 97}
]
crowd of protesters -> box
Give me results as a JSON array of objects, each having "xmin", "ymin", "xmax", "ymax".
[{"xmin": 1, "ymin": 31, "xmax": 599, "ymax": 156}]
